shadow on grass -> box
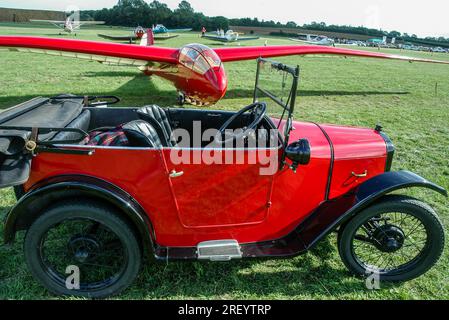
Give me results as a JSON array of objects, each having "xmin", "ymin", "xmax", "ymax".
[
  {"xmin": 0, "ymin": 206, "xmax": 13, "ymax": 221},
  {"xmin": 0, "ymin": 209, "xmax": 399, "ymax": 299},
  {"xmin": 299, "ymin": 90, "xmax": 410, "ymax": 97},
  {"xmin": 0, "ymin": 68, "xmax": 410, "ymax": 111},
  {"xmin": 124, "ymin": 236, "xmax": 380, "ymax": 299},
  {"xmin": 0, "ymin": 74, "xmax": 177, "ymax": 110},
  {"xmin": 42, "ymin": 34, "xmax": 72, "ymax": 37},
  {"xmin": 226, "ymin": 88, "xmax": 410, "ymax": 99},
  {"xmin": 81, "ymin": 71, "xmax": 142, "ymax": 78}
]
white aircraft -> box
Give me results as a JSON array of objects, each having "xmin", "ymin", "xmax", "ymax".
[
  {"xmin": 202, "ymin": 30, "xmax": 259, "ymax": 43},
  {"xmin": 289, "ymin": 34, "xmax": 335, "ymax": 46},
  {"xmin": 30, "ymin": 16, "xmax": 105, "ymax": 35}
]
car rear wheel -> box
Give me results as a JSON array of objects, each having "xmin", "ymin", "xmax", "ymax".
[
  {"xmin": 24, "ymin": 201, "xmax": 141, "ymax": 298},
  {"xmin": 338, "ymin": 195, "xmax": 444, "ymax": 282}
]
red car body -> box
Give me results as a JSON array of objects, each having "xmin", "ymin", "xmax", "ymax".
[{"xmin": 21, "ymin": 121, "xmax": 387, "ymax": 248}]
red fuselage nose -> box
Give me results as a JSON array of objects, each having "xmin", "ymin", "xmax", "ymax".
[
  {"xmin": 174, "ymin": 44, "xmax": 228, "ymax": 105},
  {"xmin": 143, "ymin": 44, "xmax": 228, "ymax": 105},
  {"xmin": 203, "ymin": 65, "xmax": 228, "ymax": 102},
  {"xmin": 174, "ymin": 64, "xmax": 228, "ymax": 105}
]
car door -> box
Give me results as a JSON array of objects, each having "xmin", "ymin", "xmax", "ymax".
[{"xmin": 162, "ymin": 147, "xmax": 280, "ymax": 228}]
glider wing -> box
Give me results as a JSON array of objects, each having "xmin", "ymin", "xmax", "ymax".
[
  {"xmin": 0, "ymin": 36, "xmax": 179, "ymax": 66},
  {"xmin": 214, "ymin": 45, "xmax": 449, "ymax": 64}
]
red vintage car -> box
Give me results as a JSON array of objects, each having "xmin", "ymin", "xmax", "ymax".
[{"xmin": 0, "ymin": 59, "xmax": 446, "ymax": 298}]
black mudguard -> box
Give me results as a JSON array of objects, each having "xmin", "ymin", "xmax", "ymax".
[
  {"xmin": 297, "ymin": 170, "xmax": 447, "ymax": 250},
  {"xmin": 356, "ymin": 170, "xmax": 447, "ymax": 202}
]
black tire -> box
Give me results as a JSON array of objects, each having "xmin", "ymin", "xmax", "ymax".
[
  {"xmin": 177, "ymin": 92, "xmax": 185, "ymax": 105},
  {"xmin": 338, "ymin": 195, "xmax": 445, "ymax": 282},
  {"xmin": 24, "ymin": 200, "xmax": 141, "ymax": 298}
]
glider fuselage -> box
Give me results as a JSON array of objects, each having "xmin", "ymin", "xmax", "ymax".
[{"xmin": 141, "ymin": 43, "xmax": 228, "ymax": 105}]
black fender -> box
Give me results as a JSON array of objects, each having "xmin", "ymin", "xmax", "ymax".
[
  {"xmin": 241, "ymin": 170, "xmax": 447, "ymax": 258},
  {"xmin": 299, "ymin": 170, "xmax": 447, "ymax": 249},
  {"xmin": 355, "ymin": 170, "xmax": 447, "ymax": 202},
  {"xmin": 3, "ymin": 175, "xmax": 156, "ymax": 255}
]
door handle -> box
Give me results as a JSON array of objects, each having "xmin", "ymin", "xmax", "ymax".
[
  {"xmin": 351, "ymin": 170, "xmax": 368, "ymax": 178},
  {"xmin": 169, "ymin": 170, "xmax": 184, "ymax": 178}
]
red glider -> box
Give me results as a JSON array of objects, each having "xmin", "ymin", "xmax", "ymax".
[{"xmin": 0, "ymin": 36, "xmax": 448, "ymax": 105}]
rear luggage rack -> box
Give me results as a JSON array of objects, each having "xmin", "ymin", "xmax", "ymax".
[
  {"xmin": 0, "ymin": 125, "xmax": 88, "ymax": 146},
  {"xmin": 50, "ymin": 95, "xmax": 120, "ymax": 107}
]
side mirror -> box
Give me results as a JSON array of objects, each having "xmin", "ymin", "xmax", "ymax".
[{"xmin": 285, "ymin": 138, "xmax": 311, "ymax": 172}]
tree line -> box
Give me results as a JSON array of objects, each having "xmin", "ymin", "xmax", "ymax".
[
  {"xmin": 82, "ymin": 0, "xmax": 229, "ymax": 31},
  {"xmin": 81, "ymin": 0, "xmax": 449, "ymax": 45}
]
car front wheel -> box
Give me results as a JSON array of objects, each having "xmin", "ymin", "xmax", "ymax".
[
  {"xmin": 338, "ymin": 195, "xmax": 445, "ymax": 282},
  {"xmin": 24, "ymin": 200, "xmax": 141, "ymax": 298}
]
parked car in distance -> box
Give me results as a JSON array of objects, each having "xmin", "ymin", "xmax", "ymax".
[{"xmin": 432, "ymin": 47, "xmax": 446, "ymax": 53}]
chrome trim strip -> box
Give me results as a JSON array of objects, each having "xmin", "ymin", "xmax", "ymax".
[{"xmin": 52, "ymin": 144, "xmax": 283, "ymax": 152}]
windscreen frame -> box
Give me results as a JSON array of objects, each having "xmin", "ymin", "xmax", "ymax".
[{"xmin": 252, "ymin": 58, "xmax": 300, "ymax": 154}]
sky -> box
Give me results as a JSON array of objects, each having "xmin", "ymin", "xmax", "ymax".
[{"xmin": 0, "ymin": 0, "xmax": 448, "ymax": 38}]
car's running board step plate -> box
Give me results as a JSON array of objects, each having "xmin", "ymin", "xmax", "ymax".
[{"xmin": 197, "ymin": 240, "xmax": 242, "ymax": 261}]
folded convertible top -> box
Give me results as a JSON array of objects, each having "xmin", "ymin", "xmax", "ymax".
[
  {"xmin": 0, "ymin": 96, "xmax": 84, "ymax": 131},
  {"xmin": 0, "ymin": 96, "xmax": 85, "ymax": 188}
]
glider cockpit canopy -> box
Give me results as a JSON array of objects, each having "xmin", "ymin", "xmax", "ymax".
[{"xmin": 179, "ymin": 44, "xmax": 222, "ymax": 75}]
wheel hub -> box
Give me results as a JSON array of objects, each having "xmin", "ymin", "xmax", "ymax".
[
  {"xmin": 68, "ymin": 235, "xmax": 101, "ymax": 263},
  {"xmin": 372, "ymin": 224, "xmax": 405, "ymax": 253}
]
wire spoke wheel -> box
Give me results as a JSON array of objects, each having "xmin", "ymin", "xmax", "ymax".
[
  {"xmin": 351, "ymin": 212, "xmax": 427, "ymax": 274},
  {"xmin": 338, "ymin": 196, "xmax": 445, "ymax": 282}
]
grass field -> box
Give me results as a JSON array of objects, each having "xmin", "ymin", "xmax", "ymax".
[{"xmin": 0, "ymin": 23, "xmax": 448, "ymax": 300}]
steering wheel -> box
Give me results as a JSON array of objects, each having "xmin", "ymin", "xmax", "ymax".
[{"xmin": 215, "ymin": 102, "xmax": 267, "ymax": 144}]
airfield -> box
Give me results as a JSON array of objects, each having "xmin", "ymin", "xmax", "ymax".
[{"xmin": 0, "ymin": 23, "xmax": 448, "ymax": 299}]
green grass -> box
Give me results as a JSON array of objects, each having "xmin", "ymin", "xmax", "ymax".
[{"xmin": 0, "ymin": 23, "xmax": 448, "ymax": 300}]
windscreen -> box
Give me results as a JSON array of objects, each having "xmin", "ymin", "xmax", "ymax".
[{"xmin": 253, "ymin": 59, "xmax": 299, "ymax": 138}]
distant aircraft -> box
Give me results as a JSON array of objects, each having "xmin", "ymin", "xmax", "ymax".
[
  {"xmin": 98, "ymin": 26, "xmax": 178, "ymax": 43},
  {"xmin": 99, "ymin": 30, "xmax": 157, "ymax": 52},
  {"xmin": 202, "ymin": 30, "xmax": 260, "ymax": 43},
  {"xmin": 30, "ymin": 17, "xmax": 104, "ymax": 35},
  {"xmin": 367, "ymin": 36, "xmax": 388, "ymax": 46},
  {"xmin": 290, "ymin": 35, "xmax": 335, "ymax": 46},
  {"xmin": 152, "ymin": 24, "xmax": 192, "ymax": 34}
]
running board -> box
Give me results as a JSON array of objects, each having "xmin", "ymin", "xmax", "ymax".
[{"xmin": 197, "ymin": 240, "xmax": 242, "ymax": 261}]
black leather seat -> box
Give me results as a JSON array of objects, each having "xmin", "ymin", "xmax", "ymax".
[
  {"xmin": 137, "ymin": 105, "xmax": 176, "ymax": 146},
  {"xmin": 122, "ymin": 120, "xmax": 163, "ymax": 148},
  {"xmin": 52, "ymin": 110, "xmax": 91, "ymax": 143}
]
